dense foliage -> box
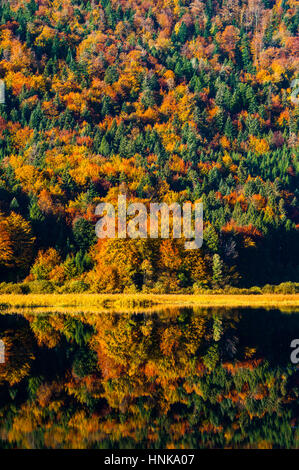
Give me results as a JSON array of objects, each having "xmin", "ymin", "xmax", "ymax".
[
  {"xmin": 0, "ymin": 0, "xmax": 298, "ymax": 291},
  {"xmin": 0, "ymin": 307, "xmax": 298, "ymax": 448}
]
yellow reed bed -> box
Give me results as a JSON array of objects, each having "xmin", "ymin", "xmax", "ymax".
[{"xmin": 0, "ymin": 293, "xmax": 298, "ymax": 310}]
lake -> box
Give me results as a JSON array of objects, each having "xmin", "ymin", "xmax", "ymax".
[{"xmin": 0, "ymin": 306, "xmax": 298, "ymax": 449}]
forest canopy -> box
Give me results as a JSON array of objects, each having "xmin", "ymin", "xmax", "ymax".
[{"xmin": 0, "ymin": 0, "xmax": 298, "ymax": 292}]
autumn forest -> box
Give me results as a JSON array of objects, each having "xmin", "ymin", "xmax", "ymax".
[{"xmin": 0, "ymin": 0, "xmax": 298, "ymax": 293}]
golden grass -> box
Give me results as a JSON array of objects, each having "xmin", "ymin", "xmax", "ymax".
[{"xmin": 0, "ymin": 293, "xmax": 298, "ymax": 311}]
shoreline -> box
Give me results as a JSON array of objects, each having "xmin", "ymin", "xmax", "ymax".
[{"xmin": 0, "ymin": 293, "xmax": 298, "ymax": 310}]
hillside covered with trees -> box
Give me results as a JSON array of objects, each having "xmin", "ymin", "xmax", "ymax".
[{"xmin": 0, "ymin": 0, "xmax": 298, "ymax": 293}]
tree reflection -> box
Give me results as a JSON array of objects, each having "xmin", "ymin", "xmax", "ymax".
[{"xmin": 0, "ymin": 307, "xmax": 298, "ymax": 449}]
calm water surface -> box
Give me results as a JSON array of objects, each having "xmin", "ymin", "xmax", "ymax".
[{"xmin": 0, "ymin": 306, "xmax": 298, "ymax": 449}]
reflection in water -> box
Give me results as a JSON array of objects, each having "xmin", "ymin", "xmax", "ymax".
[{"xmin": 0, "ymin": 307, "xmax": 298, "ymax": 449}]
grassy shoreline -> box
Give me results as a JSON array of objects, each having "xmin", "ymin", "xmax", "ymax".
[{"xmin": 0, "ymin": 293, "xmax": 298, "ymax": 310}]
